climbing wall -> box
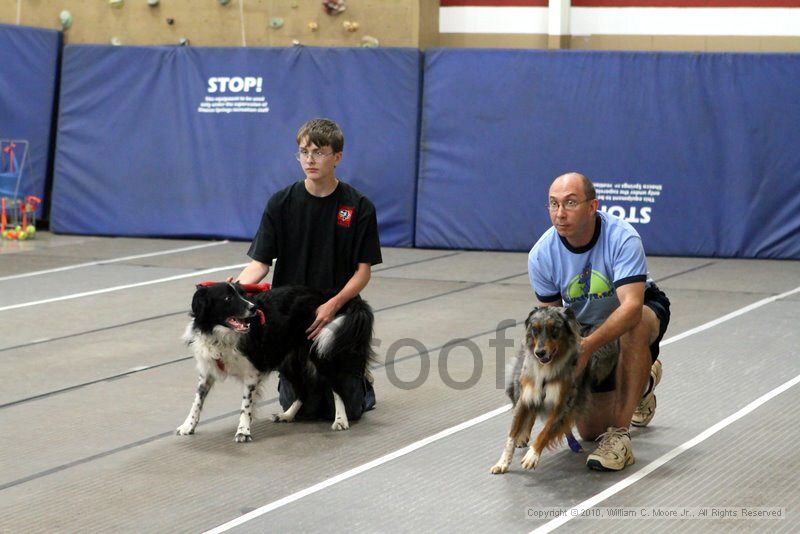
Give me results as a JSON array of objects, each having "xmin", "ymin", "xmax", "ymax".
[{"xmin": 0, "ymin": 0, "xmax": 439, "ymax": 48}]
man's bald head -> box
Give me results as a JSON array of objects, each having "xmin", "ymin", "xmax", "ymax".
[{"xmin": 550, "ymin": 172, "xmax": 596, "ymax": 200}]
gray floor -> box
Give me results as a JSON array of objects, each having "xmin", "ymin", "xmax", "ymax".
[{"xmin": 0, "ymin": 233, "xmax": 798, "ymax": 533}]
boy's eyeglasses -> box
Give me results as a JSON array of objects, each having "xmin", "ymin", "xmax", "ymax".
[
  {"xmin": 295, "ymin": 150, "xmax": 334, "ymax": 161},
  {"xmin": 547, "ymin": 199, "xmax": 592, "ymax": 212}
]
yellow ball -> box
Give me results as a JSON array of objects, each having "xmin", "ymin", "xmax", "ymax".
[
  {"xmin": 17, "ymin": 232, "xmax": 27, "ymax": 241},
  {"xmin": 26, "ymin": 225, "xmax": 36, "ymax": 236}
]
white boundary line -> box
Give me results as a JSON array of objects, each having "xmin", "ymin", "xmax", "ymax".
[
  {"xmin": 203, "ymin": 284, "xmax": 800, "ymax": 533},
  {"xmin": 526, "ymin": 283, "xmax": 800, "ymax": 532},
  {"xmin": 0, "ymin": 241, "xmax": 229, "ymax": 283},
  {"xmin": 531, "ymin": 372, "xmax": 800, "ymax": 533},
  {"xmin": 658, "ymin": 285, "xmax": 800, "ymax": 347},
  {"xmin": 0, "ymin": 263, "xmax": 247, "ymax": 313},
  {"xmin": 203, "ymin": 405, "xmax": 512, "ymax": 534}
]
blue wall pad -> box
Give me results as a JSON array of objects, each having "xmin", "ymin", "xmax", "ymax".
[
  {"xmin": 0, "ymin": 24, "xmax": 61, "ymax": 211},
  {"xmin": 51, "ymin": 46, "xmax": 421, "ymax": 246},
  {"xmin": 416, "ymin": 50, "xmax": 800, "ymax": 259}
]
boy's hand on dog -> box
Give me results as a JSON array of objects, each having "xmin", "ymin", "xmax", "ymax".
[{"xmin": 307, "ymin": 298, "xmax": 341, "ymax": 340}]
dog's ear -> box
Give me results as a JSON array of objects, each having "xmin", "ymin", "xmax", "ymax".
[
  {"xmin": 562, "ymin": 307, "xmax": 577, "ymax": 323},
  {"xmin": 191, "ymin": 287, "xmax": 208, "ymax": 318},
  {"xmin": 525, "ymin": 307, "xmax": 542, "ymax": 328}
]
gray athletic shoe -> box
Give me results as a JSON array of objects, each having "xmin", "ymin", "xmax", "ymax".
[{"xmin": 586, "ymin": 427, "xmax": 634, "ymax": 471}]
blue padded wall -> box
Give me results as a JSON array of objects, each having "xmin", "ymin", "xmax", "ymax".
[
  {"xmin": 0, "ymin": 24, "xmax": 61, "ymax": 210},
  {"xmin": 416, "ymin": 49, "xmax": 800, "ymax": 259},
  {"xmin": 51, "ymin": 46, "xmax": 421, "ymax": 246}
]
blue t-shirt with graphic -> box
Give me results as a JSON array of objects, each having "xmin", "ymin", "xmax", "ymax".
[{"xmin": 528, "ymin": 211, "xmax": 652, "ymax": 327}]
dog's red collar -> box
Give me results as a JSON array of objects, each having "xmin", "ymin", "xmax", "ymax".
[{"xmin": 257, "ymin": 309, "xmax": 266, "ymax": 326}]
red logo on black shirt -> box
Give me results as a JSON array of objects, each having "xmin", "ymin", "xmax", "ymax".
[{"xmin": 337, "ymin": 206, "xmax": 354, "ymax": 228}]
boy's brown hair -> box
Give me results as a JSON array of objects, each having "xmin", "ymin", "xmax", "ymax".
[{"xmin": 296, "ymin": 118, "xmax": 344, "ymax": 153}]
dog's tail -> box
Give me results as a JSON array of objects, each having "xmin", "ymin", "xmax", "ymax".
[{"xmin": 311, "ymin": 296, "xmax": 376, "ymax": 362}]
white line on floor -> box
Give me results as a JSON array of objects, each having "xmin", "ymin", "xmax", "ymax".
[
  {"xmin": 0, "ymin": 263, "xmax": 248, "ymax": 313},
  {"xmin": 0, "ymin": 241, "xmax": 230, "ymax": 282},
  {"xmin": 531, "ymin": 372, "xmax": 800, "ymax": 533},
  {"xmin": 527, "ymin": 283, "xmax": 800, "ymax": 533},
  {"xmin": 203, "ymin": 284, "xmax": 800, "ymax": 533},
  {"xmin": 661, "ymin": 286, "xmax": 800, "ymax": 345},
  {"xmin": 203, "ymin": 405, "xmax": 512, "ymax": 534}
]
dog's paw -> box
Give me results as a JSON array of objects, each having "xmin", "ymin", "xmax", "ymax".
[
  {"xmin": 176, "ymin": 424, "xmax": 195, "ymax": 436},
  {"xmin": 234, "ymin": 432, "xmax": 252, "ymax": 443},
  {"xmin": 271, "ymin": 413, "xmax": 293, "ymax": 423},
  {"xmin": 331, "ymin": 419, "xmax": 349, "ymax": 431},
  {"xmin": 490, "ymin": 462, "xmax": 510, "ymax": 475},
  {"xmin": 520, "ymin": 449, "xmax": 540, "ymax": 470}
]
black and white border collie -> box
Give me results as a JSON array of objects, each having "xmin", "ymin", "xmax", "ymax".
[{"xmin": 176, "ymin": 282, "xmax": 374, "ymax": 442}]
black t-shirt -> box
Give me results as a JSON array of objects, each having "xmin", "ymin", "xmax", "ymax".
[{"xmin": 248, "ymin": 180, "xmax": 382, "ymax": 292}]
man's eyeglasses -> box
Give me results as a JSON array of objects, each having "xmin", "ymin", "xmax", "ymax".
[
  {"xmin": 547, "ymin": 198, "xmax": 593, "ymax": 212},
  {"xmin": 295, "ymin": 150, "xmax": 334, "ymax": 161}
]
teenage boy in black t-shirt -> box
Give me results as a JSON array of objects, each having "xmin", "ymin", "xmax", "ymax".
[{"xmin": 236, "ymin": 118, "xmax": 382, "ymax": 421}]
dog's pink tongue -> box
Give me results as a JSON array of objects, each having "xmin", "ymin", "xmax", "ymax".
[{"xmin": 226, "ymin": 317, "xmax": 247, "ymax": 331}]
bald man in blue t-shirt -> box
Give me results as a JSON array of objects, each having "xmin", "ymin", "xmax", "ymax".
[{"xmin": 528, "ymin": 172, "xmax": 671, "ymax": 472}]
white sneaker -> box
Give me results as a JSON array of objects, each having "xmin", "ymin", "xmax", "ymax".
[{"xmin": 586, "ymin": 427, "xmax": 634, "ymax": 471}]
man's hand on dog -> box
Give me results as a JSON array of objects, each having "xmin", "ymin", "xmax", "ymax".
[
  {"xmin": 307, "ymin": 298, "xmax": 342, "ymax": 340},
  {"xmin": 575, "ymin": 337, "xmax": 594, "ymax": 376}
]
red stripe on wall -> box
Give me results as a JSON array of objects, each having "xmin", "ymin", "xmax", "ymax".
[
  {"xmin": 572, "ymin": 1, "xmax": 800, "ymax": 6},
  {"xmin": 442, "ymin": 0, "xmax": 800, "ymax": 6}
]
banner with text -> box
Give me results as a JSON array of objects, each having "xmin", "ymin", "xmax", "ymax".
[
  {"xmin": 51, "ymin": 46, "xmax": 421, "ymax": 246},
  {"xmin": 416, "ymin": 49, "xmax": 800, "ymax": 259}
]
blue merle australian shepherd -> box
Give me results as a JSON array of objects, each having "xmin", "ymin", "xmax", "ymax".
[{"xmin": 176, "ymin": 282, "xmax": 374, "ymax": 442}]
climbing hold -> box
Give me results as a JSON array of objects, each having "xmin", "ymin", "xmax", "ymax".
[
  {"xmin": 322, "ymin": 0, "xmax": 346, "ymax": 16},
  {"xmin": 59, "ymin": 10, "xmax": 73, "ymax": 30},
  {"xmin": 361, "ymin": 35, "xmax": 379, "ymax": 48}
]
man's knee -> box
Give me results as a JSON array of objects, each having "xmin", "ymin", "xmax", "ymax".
[{"xmin": 620, "ymin": 306, "xmax": 660, "ymax": 355}]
